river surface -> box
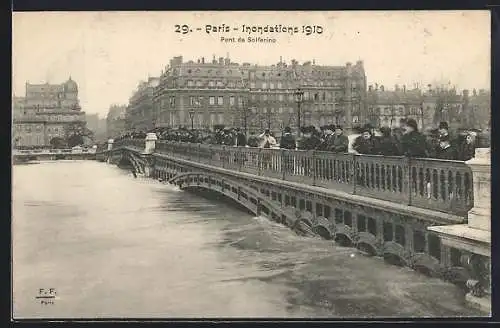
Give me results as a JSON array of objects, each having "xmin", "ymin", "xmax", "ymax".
[{"xmin": 12, "ymin": 161, "xmax": 482, "ymax": 319}]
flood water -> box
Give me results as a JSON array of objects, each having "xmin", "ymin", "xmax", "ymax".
[{"xmin": 12, "ymin": 161, "xmax": 482, "ymax": 318}]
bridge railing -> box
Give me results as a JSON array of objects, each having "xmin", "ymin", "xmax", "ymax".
[{"xmin": 123, "ymin": 140, "xmax": 474, "ymax": 216}]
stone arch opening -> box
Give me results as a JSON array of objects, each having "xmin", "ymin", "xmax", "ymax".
[
  {"xmin": 383, "ymin": 253, "xmax": 405, "ymax": 267},
  {"xmin": 357, "ymin": 242, "xmax": 377, "ymax": 257},
  {"xmin": 334, "ymin": 233, "xmax": 353, "ymax": 247},
  {"xmin": 313, "ymin": 225, "xmax": 333, "ymax": 240}
]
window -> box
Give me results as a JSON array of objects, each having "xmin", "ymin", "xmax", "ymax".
[
  {"xmin": 228, "ymin": 81, "xmax": 235, "ymax": 88},
  {"xmin": 250, "ymin": 82, "xmax": 256, "ymax": 89},
  {"xmin": 279, "ymin": 107, "xmax": 283, "ymax": 113},
  {"xmin": 229, "ymin": 96, "xmax": 235, "ymax": 106},
  {"xmin": 270, "ymin": 83, "xmax": 274, "ymax": 89},
  {"xmin": 278, "ymin": 94, "xmax": 284, "ymax": 101},
  {"xmin": 196, "ymin": 81, "xmax": 203, "ymax": 87},
  {"xmin": 251, "ymin": 95, "xmax": 256, "ymax": 101},
  {"xmin": 217, "ymin": 96, "xmax": 224, "ymax": 105},
  {"xmin": 198, "ymin": 96, "xmax": 204, "ymax": 106},
  {"xmin": 187, "ymin": 80, "xmax": 194, "ymax": 87},
  {"xmin": 238, "ymin": 97, "xmax": 243, "ymax": 106},
  {"xmin": 217, "ymin": 81, "xmax": 224, "ymax": 87},
  {"xmin": 277, "ymin": 82, "xmax": 282, "ymax": 89},
  {"xmin": 190, "ymin": 97, "xmax": 196, "ymax": 106},
  {"xmin": 217, "ymin": 113, "xmax": 224, "ymax": 124},
  {"xmin": 262, "ymin": 82, "xmax": 267, "ymax": 89},
  {"xmin": 209, "ymin": 80, "xmax": 215, "ymax": 87},
  {"xmin": 209, "ymin": 96, "xmax": 215, "ymax": 105},
  {"xmin": 169, "ymin": 97, "xmax": 176, "ymax": 107},
  {"xmin": 262, "ymin": 95, "xmax": 268, "ymax": 101}
]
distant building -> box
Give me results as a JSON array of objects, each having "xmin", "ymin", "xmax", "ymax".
[
  {"xmin": 12, "ymin": 77, "xmax": 86, "ymax": 148},
  {"xmin": 367, "ymin": 84, "xmax": 424, "ymax": 129},
  {"xmin": 152, "ymin": 55, "xmax": 367, "ymax": 133},
  {"xmin": 367, "ymin": 84, "xmax": 489, "ymax": 131},
  {"xmin": 86, "ymin": 113, "xmax": 107, "ymax": 142},
  {"xmin": 125, "ymin": 77, "xmax": 160, "ymax": 132},
  {"xmin": 106, "ymin": 104, "xmax": 127, "ymax": 138}
]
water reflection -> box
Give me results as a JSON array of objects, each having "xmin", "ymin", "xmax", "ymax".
[{"xmin": 12, "ymin": 161, "xmax": 481, "ymax": 318}]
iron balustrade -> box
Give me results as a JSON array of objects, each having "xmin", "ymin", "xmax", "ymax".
[{"xmin": 121, "ymin": 140, "xmax": 474, "ymax": 216}]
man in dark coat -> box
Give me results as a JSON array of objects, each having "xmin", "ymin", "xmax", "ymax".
[
  {"xmin": 435, "ymin": 134, "xmax": 458, "ymax": 160},
  {"xmin": 235, "ymin": 128, "xmax": 247, "ymax": 147},
  {"xmin": 353, "ymin": 125, "xmax": 377, "ymax": 155},
  {"xmin": 317, "ymin": 125, "xmax": 335, "ymax": 151},
  {"xmin": 280, "ymin": 126, "xmax": 296, "ymax": 173},
  {"xmin": 400, "ymin": 118, "xmax": 427, "ymax": 158},
  {"xmin": 330, "ymin": 125, "xmax": 349, "ymax": 153},
  {"xmin": 376, "ymin": 126, "xmax": 400, "ymax": 156},
  {"xmin": 280, "ymin": 126, "xmax": 296, "ymax": 150},
  {"xmin": 456, "ymin": 132, "xmax": 476, "ymax": 161}
]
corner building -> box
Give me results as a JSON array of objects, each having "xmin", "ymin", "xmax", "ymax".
[
  {"xmin": 12, "ymin": 77, "xmax": 86, "ymax": 148},
  {"xmin": 153, "ymin": 55, "xmax": 367, "ymax": 133}
]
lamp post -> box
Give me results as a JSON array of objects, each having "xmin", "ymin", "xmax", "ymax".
[
  {"xmin": 294, "ymin": 88, "xmax": 304, "ymax": 137},
  {"xmin": 188, "ymin": 110, "xmax": 195, "ymax": 130}
]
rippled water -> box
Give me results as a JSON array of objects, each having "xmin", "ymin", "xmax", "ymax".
[{"xmin": 12, "ymin": 161, "xmax": 481, "ymax": 318}]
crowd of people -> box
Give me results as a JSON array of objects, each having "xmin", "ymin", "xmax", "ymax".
[{"xmin": 112, "ymin": 118, "xmax": 486, "ymax": 162}]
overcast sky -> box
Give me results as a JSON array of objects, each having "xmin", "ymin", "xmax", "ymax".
[{"xmin": 12, "ymin": 11, "xmax": 490, "ymax": 117}]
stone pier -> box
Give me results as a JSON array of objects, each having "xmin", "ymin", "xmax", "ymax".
[{"xmin": 428, "ymin": 148, "xmax": 491, "ymax": 314}]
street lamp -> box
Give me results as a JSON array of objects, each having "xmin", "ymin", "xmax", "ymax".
[
  {"xmin": 188, "ymin": 110, "xmax": 195, "ymax": 130},
  {"xmin": 294, "ymin": 88, "xmax": 304, "ymax": 137}
]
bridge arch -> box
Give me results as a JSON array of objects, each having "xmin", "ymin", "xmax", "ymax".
[
  {"xmin": 312, "ymin": 216, "xmax": 334, "ymax": 240},
  {"xmin": 167, "ymin": 172, "xmax": 294, "ymax": 223},
  {"xmin": 356, "ymin": 232, "xmax": 379, "ymax": 256},
  {"xmin": 383, "ymin": 241, "xmax": 407, "ymax": 267}
]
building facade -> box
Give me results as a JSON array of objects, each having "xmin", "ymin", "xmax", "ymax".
[
  {"xmin": 152, "ymin": 55, "xmax": 367, "ymax": 133},
  {"xmin": 12, "ymin": 77, "xmax": 86, "ymax": 148},
  {"xmin": 367, "ymin": 85, "xmax": 426, "ymax": 129},
  {"xmin": 106, "ymin": 104, "xmax": 127, "ymax": 138},
  {"xmin": 367, "ymin": 84, "xmax": 490, "ymax": 131},
  {"xmin": 126, "ymin": 77, "xmax": 160, "ymax": 132}
]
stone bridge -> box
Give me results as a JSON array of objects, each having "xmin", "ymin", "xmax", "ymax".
[{"xmin": 99, "ymin": 134, "xmax": 491, "ymax": 313}]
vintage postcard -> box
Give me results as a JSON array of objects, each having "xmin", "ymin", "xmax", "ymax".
[{"xmin": 12, "ymin": 11, "xmax": 491, "ymax": 319}]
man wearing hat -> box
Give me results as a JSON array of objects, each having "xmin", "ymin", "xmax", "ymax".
[
  {"xmin": 317, "ymin": 125, "xmax": 335, "ymax": 151},
  {"xmin": 353, "ymin": 124, "xmax": 377, "ymax": 155},
  {"xmin": 438, "ymin": 121, "xmax": 450, "ymax": 139},
  {"xmin": 436, "ymin": 134, "xmax": 458, "ymax": 160},
  {"xmin": 280, "ymin": 126, "xmax": 296, "ymax": 150},
  {"xmin": 235, "ymin": 127, "xmax": 247, "ymax": 147},
  {"xmin": 330, "ymin": 125, "xmax": 349, "ymax": 153},
  {"xmin": 401, "ymin": 118, "xmax": 427, "ymax": 158},
  {"xmin": 280, "ymin": 126, "xmax": 296, "ymax": 173}
]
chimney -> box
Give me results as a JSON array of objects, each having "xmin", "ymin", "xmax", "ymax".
[
  {"xmin": 463, "ymin": 89, "xmax": 469, "ymax": 97},
  {"xmin": 197, "ymin": 59, "xmax": 200, "ymax": 64},
  {"xmin": 395, "ymin": 84, "xmax": 399, "ymax": 91},
  {"xmin": 313, "ymin": 59, "xmax": 315, "ymax": 65},
  {"xmin": 212, "ymin": 54, "xmax": 216, "ymax": 64},
  {"xmin": 473, "ymin": 88, "xmax": 477, "ymax": 96},
  {"xmin": 368, "ymin": 85, "xmax": 373, "ymax": 92},
  {"xmin": 403, "ymin": 85, "xmax": 406, "ymax": 92},
  {"xmin": 380, "ymin": 85, "xmax": 385, "ymax": 92},
  {"xmin": 201, "ymin": 57, "xmax": 205, "ymax": 64},
  {"xmin": 346, "ymin": 62, "xmax": 352, "ymax": 67},
  {"xmin": 218, "ymin": 57, "xmax": 224, "ymax": 65}
]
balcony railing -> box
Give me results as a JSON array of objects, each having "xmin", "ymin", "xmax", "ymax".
[{"xmin": 121, "ymin": 140, "xmax": 474, "ymax": 217}]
